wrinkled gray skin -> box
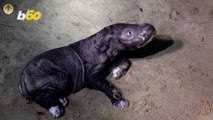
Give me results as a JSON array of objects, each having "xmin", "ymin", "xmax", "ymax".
[{"xmin": 19, "ymin": 23, "xmax": 156, "ymax": 117}]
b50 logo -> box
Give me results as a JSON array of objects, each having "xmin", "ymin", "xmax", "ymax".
[{"xmin": 17, "ymin": 9, "xmax": 42, "ymax": 21}]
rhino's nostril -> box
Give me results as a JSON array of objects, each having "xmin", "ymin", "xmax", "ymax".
[
  {"xmin": 138, "ymin": 35, "xmax": 145, "ymax": 41},
  {"xmin": 139, "ymin": 31, "xmax": 150, "ymax": 40},
  {"xmin": 140, "ymin": 23, "xmax": 156, "ymax": 35},
  {"xmin": 139, "ymin": 31, "xmax": 146, "ymax": 36}
]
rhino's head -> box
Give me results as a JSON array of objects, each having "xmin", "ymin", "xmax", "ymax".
[{"xmin": 105, "ymin": 23, "xmax": 156, "ymax": 51}]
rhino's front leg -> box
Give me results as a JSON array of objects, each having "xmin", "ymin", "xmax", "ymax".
[
  {"xmin": 86, "ymin": 76, "xmax": 129, "ymax": 108},
  {"xmin": 111, "ymin": 57, "xmax": 131, "ymax": 80}
]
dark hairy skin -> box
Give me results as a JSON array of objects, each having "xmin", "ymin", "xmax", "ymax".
[{"xmin": 19, "ymin": 23, "xmax": 156, "ymax": 117}]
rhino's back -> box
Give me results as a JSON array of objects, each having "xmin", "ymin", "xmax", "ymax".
[{"xmin": 19, "ymin": 46, "xmax": 85, "ymax": 100}]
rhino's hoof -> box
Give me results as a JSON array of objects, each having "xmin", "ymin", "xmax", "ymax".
[
  {"xmin": 59, "ymin": 97, "xmax": 69, "ymax": 107},
  {"xmin": 112, "ymin": 67, "xmax": 123, "ymax": 79},
  {"xmin": 113, "ymin": 99, "xmax": 129, "ymax": 108},
  {"xmin": 48, "ymin": 106, "xmax": 64, "ymax": 118}
]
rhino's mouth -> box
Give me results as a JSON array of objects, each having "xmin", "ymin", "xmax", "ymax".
[{"xmin": 137, "ymin": 34, "xmax": 156, "ymax": 49}]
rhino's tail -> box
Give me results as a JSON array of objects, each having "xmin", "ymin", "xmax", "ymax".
[{"xmin": 19, "ymin": 73, "xmax": 33, "ymax": 101}]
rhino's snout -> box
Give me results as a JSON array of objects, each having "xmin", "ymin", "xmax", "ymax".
[{"xmin": 139, "ymin": 23, "xmax": 156, "ymax": 41}]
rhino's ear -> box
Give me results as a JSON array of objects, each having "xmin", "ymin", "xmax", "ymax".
[
  {"xmin": 104, "ymin": 25, "xmax": 119, "ymax": 38},
  {"xmin": 98, "ymin": 41, "xmax": 109, "ymax": 53}
]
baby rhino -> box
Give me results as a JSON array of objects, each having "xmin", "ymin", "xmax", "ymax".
[{"xmin": 19, "ymin": 23, "xmax": 156, "ymax": 117}]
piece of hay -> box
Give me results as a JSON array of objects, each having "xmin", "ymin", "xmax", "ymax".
[{"xmin": 198, "ymin": 99, "xmax": 212, "ymax": 116}]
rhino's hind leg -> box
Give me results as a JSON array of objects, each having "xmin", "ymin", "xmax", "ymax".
[
  {"xmin": 33, "ymin": 90, "xmax": 65, "ymax": 118},
  {"xmin": 86, "ymin": 76, "xmax": 129, "ymax": 108}
]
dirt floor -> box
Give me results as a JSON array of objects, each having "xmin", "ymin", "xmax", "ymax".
[{"xmin": 0, "ymin": 0, "xmax": 213, "ymax": 120}]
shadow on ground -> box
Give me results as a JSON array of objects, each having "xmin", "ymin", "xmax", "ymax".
[{"xmin": 120, "ymin": 35, "xmax": 183, "ymax": 59}]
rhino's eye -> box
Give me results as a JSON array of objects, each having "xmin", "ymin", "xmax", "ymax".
[{"xmin": 126, "ymin": 30, "xmax": 133, "ymax": 37}]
